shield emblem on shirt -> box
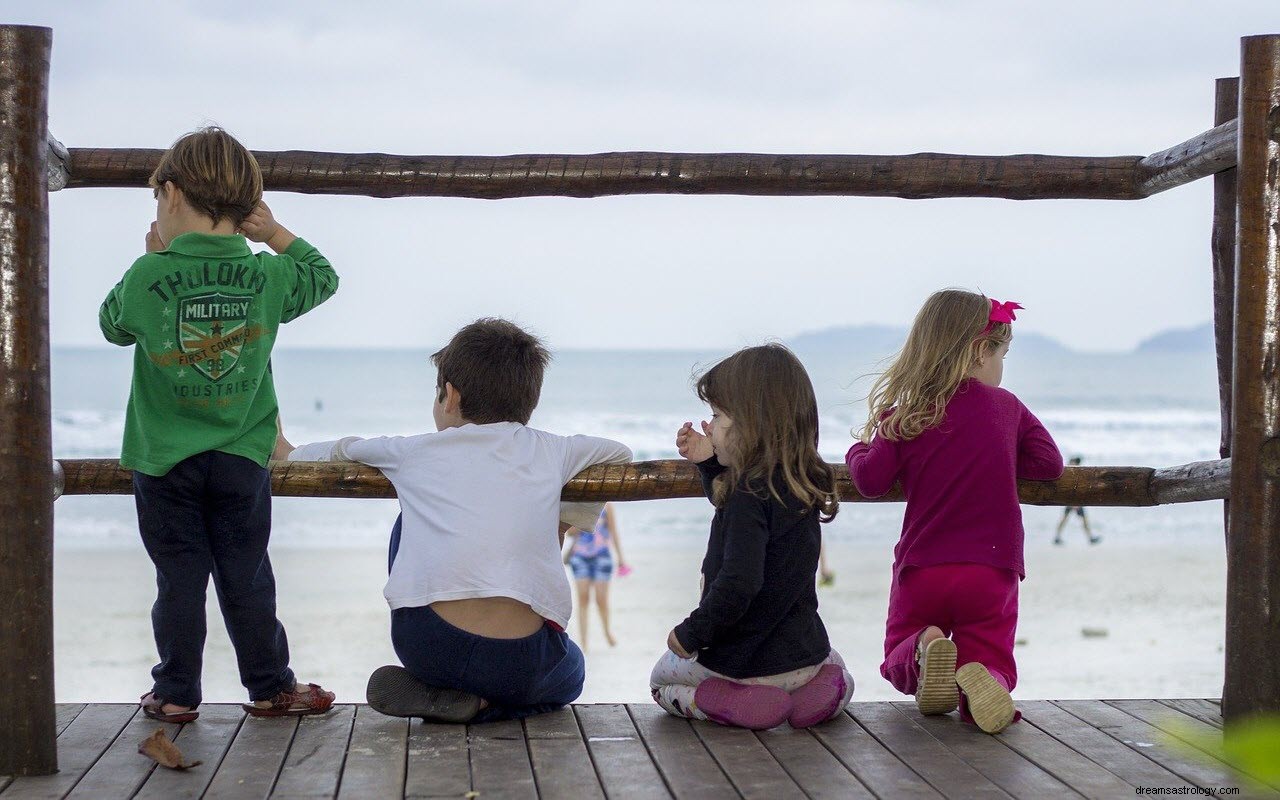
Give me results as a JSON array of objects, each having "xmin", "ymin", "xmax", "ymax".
[{"xmin": 178, "ymin": 292, "xmax": 251, "ymax": 381}]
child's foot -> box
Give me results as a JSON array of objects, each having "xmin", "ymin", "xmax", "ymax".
[
  {"xmin": 819, "ymin": 570, "xmax": 836, "ymax": 587},
  {"xmin": 955, "ymin": 662, "xmax": 1016, "ymax": 734},
  {"xmin": 1089, "ymin": 536, "xmax": 1102, "ymax": 545},
  {"xmin": 140, "ymin": 692, "xmax": 199, "ymax": 723},
  {"xmin": 243, "ymin": 682, "xmax": 335, "ymax": 717},
  {"xmin": 693, "ymin": 678, "xmax": 792, "ymax": 730},
  {"xmin": 915, "ymin": 628, "xmax": 959, "ymax": 716},
  {"xmin": 788, "ymin": 664, "xmax": 850, "ymax": 728},
  {"xmin": 366, "ymin": 665, "xmax": 482, "ymax": 723},
  {"xmin": 1052, "ymin": 538, "xmax": 1063, "ymax": 546},
  {"xmin": 605, "ymin": 630, "xmax": 618, "ymax": 647}
]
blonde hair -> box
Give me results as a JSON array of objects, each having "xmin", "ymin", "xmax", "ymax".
[
  {"xmin": 697, "ymin": 344, "xmax": 838, "ymax": 522},
  {"xmin": 860, "ymin": 289, "xmax": 1011, "ymax": 443},
  {"xmin": 150, "ymin": 126, "xmax": 262, "ymax": 227}
]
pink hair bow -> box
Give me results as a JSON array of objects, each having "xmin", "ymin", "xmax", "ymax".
[{"xmin": 983, "ymin": 299, "xmax": 1023, "ymax": 333}]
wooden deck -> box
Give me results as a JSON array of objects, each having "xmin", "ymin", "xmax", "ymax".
[{"xmin": 0, "ymin": 699, "xmax": 1265, "ymax": 799}]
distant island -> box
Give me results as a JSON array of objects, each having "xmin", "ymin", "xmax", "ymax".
[{"xmin": 788, "ymin": 321, "xmax": 1214, "ymax": 356}]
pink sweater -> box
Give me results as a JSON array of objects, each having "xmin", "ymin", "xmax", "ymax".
[{"xmin": 846, "ymin": 379, "xmax": 1063, "ymax": 579}]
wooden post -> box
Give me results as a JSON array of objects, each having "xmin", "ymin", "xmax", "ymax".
[
  {"xmin": 0, "ymin": 25, "xmax": 56, "ymax": 775},
  {"xmin": 1212, "ymin": 78, "xmax": 1239, "ymax": 473},
  {"xmin": 1225, "ymin": 34, "xmax": 1280, "ymax": 721}
]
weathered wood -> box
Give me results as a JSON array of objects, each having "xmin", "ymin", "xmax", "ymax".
[
  {"xmin": 1156, "ymin": 698, "xmax": 1224, "ymax": 730},
  {"xmin": 688, "ymin": 721, "xmax": 800, "ymax": 800},
  {"xmin": 0, "ymin": 23, "xmax": 55, "ymax": 779},
  {"xmin": 1212, "ymin": 77, "xmax": 1240, "ymax": 469},
  {"xmin": 202, "ymin": 714, "xmax": 298, "ymax": 799},
  {"xmin": 845, "ymin": 703, "xmax": 1009, "ymax": 797},
  {"xmin": 810, "ymin": 712, "xmax": 942, "ymax": 799},
  {"xmin": 133, "ymin": 705, "xmax": 244, "ymax": 800},
  {"xmin": 467, "ymin": 718, "xmax": 537, "ymax": 800},
  {"xmin": 0, "ymin": 704, "xmax": 134, "ymax": 799},
  {"xmin": 273, "ymin": 704, "xmax": 355, "ymax": 798},
  {"xmin": 627, "ymin": 705, "xmax": 736, "ymax": 800},
  {"xmin": 528, "ymin": 710, "xmax": 605, "ymax": 800},
  {"xmin": 62, "ymin": 147, "xmax": 1153, "ymax": 201},
  {"xmin": 1136, "ymin": 118, "xmax": 1238, "ymax": 196},
  {"xmin": 756, "ymin": 726, "xmax": 874, "ymax": 799},
  {"xmin": 64, "ymin": 712, "xmax": 179, "ymax": 799},
  {"xmin": 1224, "ymin": 33, "xmax": 1280, "ymax": 723},
  {"xmin": 574, "ymin": 705, "xmax": 670, "ymax": 800},
  {"xmin": 54, "ymin": 457, "xmax": 1232, "ymax": 506},
  {"xmin": 994, "ymin": 704, "xmax": 1138, "ymax": 796},
  {"xmin": 404, "ymin": 722, "xmax": 471, "ymax": 799},
  {"xmin": 891, "ymin": 704, "xmax": 1074, "ymax": 798},
  {"xmin": 53, "ymin": 704, "xmax": 84, "ymax": 736},
  {"xmin": 336, "ymin": 707, "xmax": 407, "ymax": 799}
]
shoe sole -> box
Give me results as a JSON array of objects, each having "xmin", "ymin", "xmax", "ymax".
[
  {"xmin": 788, "ymin": 664, "xmax": 850, "ymax": 728},
  {"xmin": 694, "ymin": 678, "xmax": 792, "ymax": 730},
  {"xmin": 916, "ymin": 638, "xmax": 959, "ymax": 715},
  {"xmin": 366, "ymin": 665, "xmax": 481, "ymax": 723},
  {"xmin": 956, "ymin": 662, "xmax": 1015, "ymax": 734}
]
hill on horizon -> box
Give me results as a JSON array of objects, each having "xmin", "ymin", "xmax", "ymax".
[{"xmin": 789, "ymin": 322, "xmax": 1214, "ymax": 356}]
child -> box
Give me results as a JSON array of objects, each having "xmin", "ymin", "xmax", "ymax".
[
  {"xmin": 1055, "ymin": 457, "xmax": 1101, "ymax": 545},
  {"xmin": 651, "ymin": 344, "xmax": 854, "ymax": 730},
  {"xmin": 280, "ymin": 319, "xmax": 632, "ymax": 722},
  {"xmin": 99, "ymin": 127, "xmax": 339, "ymax": 722},
  {"xmin": 564, "ymin": 503, "xmax": 628, "ymax": 650},
  {"xmin": 847, "ymin": 290, "xmax": 1063, "ymax": 734}
]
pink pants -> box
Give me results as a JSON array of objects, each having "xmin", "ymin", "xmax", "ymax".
[{"xmin": 881, "ymin": 563, "xmax": 1019, "ymax": 717}]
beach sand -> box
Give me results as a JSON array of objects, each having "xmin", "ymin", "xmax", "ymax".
[{"xmin": 54, "ymin": 530, "xmax": 1226, "ymax": 706}]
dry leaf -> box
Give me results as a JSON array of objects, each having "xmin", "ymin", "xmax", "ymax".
[{"xmin": 138, "ymin": 728, "xmax": 202, "ymax": 770}]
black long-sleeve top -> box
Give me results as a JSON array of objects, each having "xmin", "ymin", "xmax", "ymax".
[{"xmin": 672, "ymin": 456, "xmax": 832, "ymax": 679}]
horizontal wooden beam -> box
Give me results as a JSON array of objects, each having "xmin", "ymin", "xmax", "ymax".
[
  {"xmin": 1135, "ymin": 118, "xmax": 1239, "ymax": 196},
  {"xmin": 55, "ymin": 457, "xmax": 1230, "ymax": 506},
  {"xmin": 60, "ymin": 147, "xmax": 1150, "ymax": 200}
]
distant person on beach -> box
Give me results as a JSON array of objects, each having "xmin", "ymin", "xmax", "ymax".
[
  {"xmin": 1055, "ymin": 457, "xmax": 1101, "ymax": 545},
  {"xmin": 99, "ymin": 127, "xmax": 339, "ymax": 723},
  {"xmin": 848, "ymin": 291, "xmax": 1063, "ymax": 734},
  {"xmin": 652, "ymin": 344, "xmax": 854, "ymax": 730},
  {"xmin": 564, "ymin": 503, "xmax": 628, "ymax": 651},
  {"xmin": 819, "ymin": 537, "xmax": 836, "ymax": 587},
  {"xmin": 281, "ymin": 319, "xmax": 632, "ymax": 722}
]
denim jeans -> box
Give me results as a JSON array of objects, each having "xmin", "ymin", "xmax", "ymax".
[{"xmin": 134, "ymin": 451, "xmax": 295, "ymax": 706}]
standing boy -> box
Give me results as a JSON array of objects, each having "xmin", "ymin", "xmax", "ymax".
[
  {"xmin": 100, "ymin": 127, "xmax": 339, "ymax": 721},
  {"xmin": 281, "ymin": 319, "xmax": 632, "ymax": 722}
]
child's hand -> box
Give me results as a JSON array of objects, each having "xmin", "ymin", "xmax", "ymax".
[
  {"xmin": 145, "ymin": 222, "xmax": 165, "ymax": 253},
  {"xmin": 271, "ymin": 416, "xmax": 295, "ymax": 461},
  {"xmin": 238, "ymin": 201, "xmax": 280, "ymax": 243},
  {"xmin": 675, "ymin": 421, "xmax": 715, "ymax": 463},
  {"xmin": 667, "ymin": 629, "xmax": 693, "ymax": 659}
]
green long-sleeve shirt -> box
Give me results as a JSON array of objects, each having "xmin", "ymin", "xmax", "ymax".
[{"xmin": 99, "ymin": 232, "xmax": 339, "ymax": 476}]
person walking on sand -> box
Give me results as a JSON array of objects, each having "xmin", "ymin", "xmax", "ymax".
[
  {"xmin": 1055, "ymin": 457, "xmax": 1101, "ymax": 545},
  {"xmin": 564, "ymin": 503, "xmax": 628, "ymax": 651}
]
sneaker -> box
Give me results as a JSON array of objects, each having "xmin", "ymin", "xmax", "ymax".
[
  {"xmin": 916, "ymin": 637, "xmax": 959, "ymax": 715},
  {"xmin": 955, "ymin": 662, "xmax": 1016, "ymax": 734},
  {"xmin": 365, "ymin": 665, "xmax": 482, "ymax": 723},
  {"xmin": 787, "ymin": 664, "xmax": 850, "ymax": 728},
  {"xmin": 693, "ymin": 678, "xmax": 792, "ymax": 730}
]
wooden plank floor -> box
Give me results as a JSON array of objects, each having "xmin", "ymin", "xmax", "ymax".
[{"xmin": 0, "ymin": 700, "xmax": 1262, "ymax": 799}]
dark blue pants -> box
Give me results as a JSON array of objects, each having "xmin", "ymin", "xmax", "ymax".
[
  {"xmin": 388, "ymin": 515, "xmax": 585, "ymax": 722},
  {"xmin": 134, "ymin": 452, "xmax": 295, "ymax": 707}
]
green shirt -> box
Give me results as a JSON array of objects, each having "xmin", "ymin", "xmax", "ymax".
[{"xmin": 99, "ymin": 233, "xmax": 339, "ymax": 476}]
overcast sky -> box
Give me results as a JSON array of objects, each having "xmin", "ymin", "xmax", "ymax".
[{"xmin": 12, "ymin": 1, "xmax": 1279, "ymax": 351}]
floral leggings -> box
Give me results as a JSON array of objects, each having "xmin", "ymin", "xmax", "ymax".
[{"xmin": 649, "ymin": 648, "xmax": 854, "ymax": 722}]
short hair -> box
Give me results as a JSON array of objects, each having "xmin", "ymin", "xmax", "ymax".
[
  {"xmin": 432, "ymin": 319, "xmax": 550, "ymax": 424},
  {"xmin": 149, "ymin": 126, "xmax": 263, "ymax": 227}
]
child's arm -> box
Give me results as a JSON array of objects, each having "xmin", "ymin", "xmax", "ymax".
[
  {"xmin": 670, "ymin": 494, "xmax": 769, "ymax": 655},
  {"xmin": 606, "ymin": 505, "xmax": 627, "ymax": 568},
  {"xmin": 240, "ymin": 201, "xmax": 339, "ymax": 323},
  {"xmin": 1016, "ymin": 404, "xmax": 1065, "ymax": 480},
  {"xmin": 559, "ymin": 434, "xmax": 633, "ymax": 533},
  {"xmin": 845, "ymin": 435, "xmax": 900, "ymax": 498},
  {"xmin": 677, "ymin": 421, "xmax": 723, "ymax": 499},
  {"xmin": 98, "ymin": 277, "xmax": 135, "ymax": 346}
]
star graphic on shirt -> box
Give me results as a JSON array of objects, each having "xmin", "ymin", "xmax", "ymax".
[
  {"xmin": 237, "ymin": 366, "xmax": 247, "ymax": 374},
  {"xmin": 163, "ymin": 340, "xmax": 175, "ymax": 349},
  {"xmin": 176, "ymin": 368, "xmax": 186, "ymax": 378},
  {"xmin": 161, "ymin": 307, "xmax": 172, "ymax": 317}
]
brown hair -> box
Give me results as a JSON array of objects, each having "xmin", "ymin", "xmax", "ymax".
[
  {"xmin": 149, "ymin": 126, "xmax": 263, "ymax": 227},
  {"xmin": 859, "ymin": 289, "xmax": 1011, "ymax": 443},
  {"xmin": 696, "ymin": 344, "xmax": 838, "ymax": 522},
  {"xmin": 432, "ymin": 318, "xmax": 550, "ymax": 425}
]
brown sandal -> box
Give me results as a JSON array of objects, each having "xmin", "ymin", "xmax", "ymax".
[
  {"xmin": 140, "ymin": 692, "xmax": 199, "ymax": 723},
  {"xmin": 242, "ymin": 683, "xmax": 335, "ymax": 717}
]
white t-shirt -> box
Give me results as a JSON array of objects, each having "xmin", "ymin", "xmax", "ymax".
[{"xmin": 288, "ymin": 422, "xmax": 632, "ymax": 629}]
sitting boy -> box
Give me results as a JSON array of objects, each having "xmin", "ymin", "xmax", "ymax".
[{"xmin": 279, "ymin": 318, "xmax": 631, "ymax": 722}]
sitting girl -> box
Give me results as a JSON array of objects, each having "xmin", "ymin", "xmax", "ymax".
[{"xmin": 651, "ymin": 344, "xmax": 853, "ymax": 730}]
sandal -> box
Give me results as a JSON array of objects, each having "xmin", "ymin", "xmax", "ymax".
[
  {"xmin": 140, "ymin": 692, "xmax": 199, "ymax": 723},
  {"xmin": 242, "ymin": 683, "xmax": 336, "ymax": 717}
]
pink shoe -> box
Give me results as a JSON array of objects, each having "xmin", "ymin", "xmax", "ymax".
[
  {"xmin": 787, "ymin": 664, "xmax": 850, "ymax": 728},
  {"xmin": 694, "ymin": 678, "xmax": 793, "ymax": 730}
]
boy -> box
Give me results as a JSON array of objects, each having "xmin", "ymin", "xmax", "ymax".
[
  {"xmin": 280, "ymin": 319, "xmax": 632, "ymax": 722},
  {"xmin": 99, "ymin": 127, "xmax": 339, "ymax": 721}
]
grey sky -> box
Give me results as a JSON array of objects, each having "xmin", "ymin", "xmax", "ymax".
[{"xmin": 13, "ymin": 1, "xmax": 1279, "ymax": 351}]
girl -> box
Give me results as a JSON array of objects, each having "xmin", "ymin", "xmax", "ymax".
[
  {"xmin": 564, "ymin": 503, "xmax": 628, "ymax": 650},
  {"xmin": 651, "ymin": 344, "xmax": 854, "ymax": 730},
  {"xmin": 847, "ymin": 289, "xmax": 1063, "ymax": 734}
]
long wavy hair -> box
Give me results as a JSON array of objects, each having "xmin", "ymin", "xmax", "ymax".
[
  {"xmin": 859, "ymin": 289, "xmax": 1011, "ymax": 443},
  {"xmin": 697, "ymin": 344, "xmax": 838, "ymax": 522}
]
